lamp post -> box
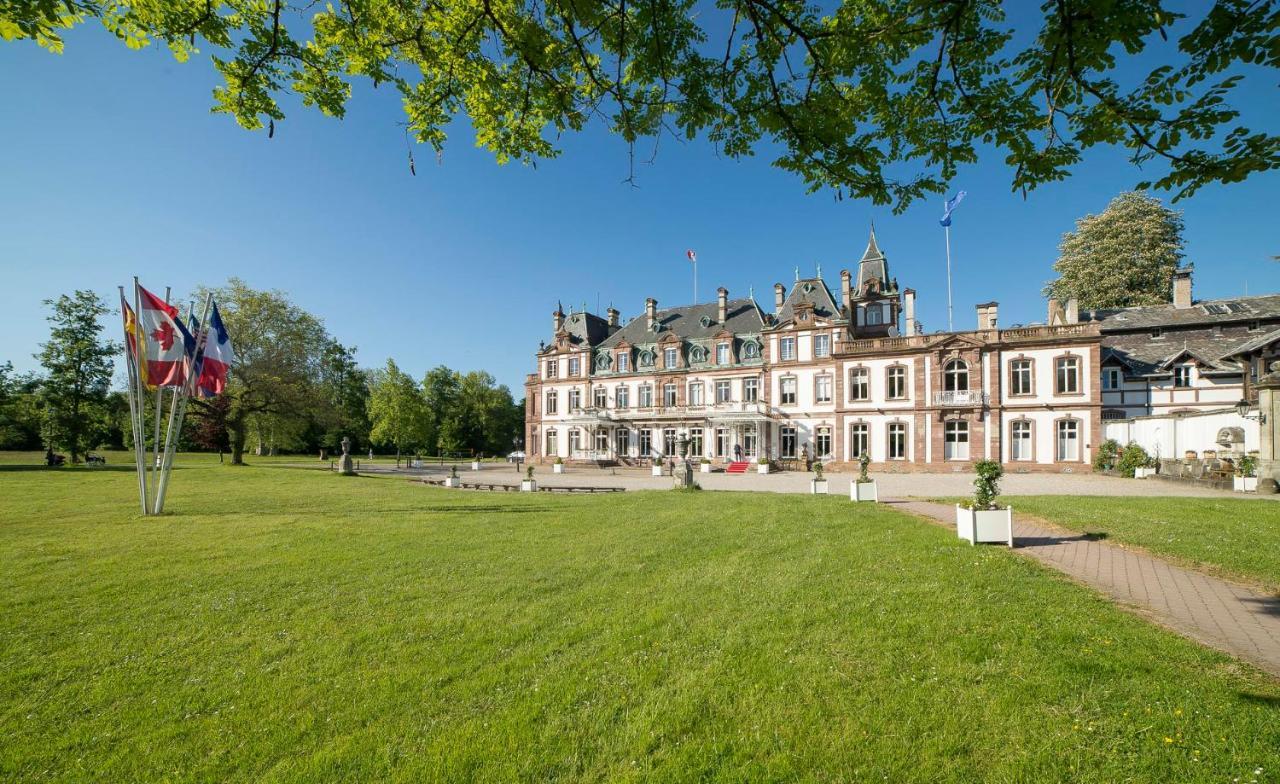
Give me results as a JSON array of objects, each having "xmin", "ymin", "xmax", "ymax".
[{"xmin": 1236, "ymin": 398, "xmax": 1267, "ymax": 423}]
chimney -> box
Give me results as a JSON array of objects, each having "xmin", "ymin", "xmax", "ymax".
[
  {"xmin": 1047, "ymin": 297, "xmax": 1062, "ymax": 325},
  {"xmin": 774, "ymin": 283, "xmax": 786, "ymax": 314},
  {"xmin": 903, "ymin": 288, "xmax": 917, "ymax": 335},
  {"xmin": 976, "ymin": 301, "xmax": 998, "ymax": 331},
  {"xmin": 645, "ymin": 297, "xmax": 658, "ymax": 329},
  {"xmin": 1173, "ymin": 266, "xmax": 1193, "ymax": 308},
  {"xmin": 1065, "ymin": 297, "xmax": 1079, "ymax": 324},
  {"xmin": 606, "ymin": 307, "xmax": 619, "ymax": 328},
  {"xmin": 553, "ymin": 306, "xmax": 564, "ymax": 333},
  {"xmin": 840, "ymin": 269, "xmax": 852, "ymax": 312},
  {"xmin": 717, "ymin": 287, "xmax": 728, "ymax": 324}
]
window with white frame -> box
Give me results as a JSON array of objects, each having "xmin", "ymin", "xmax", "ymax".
[
  {"xmin": 617, "ymin": 353, "xmax": 629, "ymax": 372},
  {"xmin": 815, "ymin": 426, "xmax": 832, "ymax": 458},
  {"xmin": 544, "ymin": 390, "xmax": 558, "ymax": 415},
  {"xmin": 742, "ymin": 341, "xmax": 760, "ymax": 359},
  {"xmin": 743, "ymin": 377, "xmax": 759, "ymax": 402},
  {"xmin": 568, "ymin": 388, "xmax": 581, "ymax": 411},
  {"xmin": 639, "ymin": 428, "xmax": 653, "ymax": 456},
  {"xmin": 615, "ymin": 429, "xmax": 630, "ymax": 455},
  {"xmin": 663, "ymin": 383, "xmax": 677, "ymax": 407},
  {"xmin": 1055, "ymin": 356, "xmax": 1080, "ymax": 394},
  {"xmin": 716, "ymin": 343, "xmax": 730, "ymax": 365},
  {"xmin": 1173, "ymin": 365, "xmax": 1193, "ymax": 388},
  {"xmin": 886, "ymin": 366, "xmax": 907, "ymax": 399},
  {"xmin": 593, "ymin": 387, "xmax": 607, "ymax": 408},
  {"xmin": 715, "ymin": 428, "xmax": 729, "ymax": 457},
  {"xmin": 887, "ymin": 422, "xmax": 907, "ymax": 460},
  {"xmin": 662, "ymin": 428, "xmax": 676, "ymax": 455},
  {"xmin": 943, "ymin": 420, "xmax": 969, "ymax": 460},
  {"xmin": 664, "ymin": 347, "xmax": 679, "ymax": 368},
  {"xmin": 616, "ymin": 385, "xmax": 629, "ymax": 409},
  {"xmin": 1011, "ymin": 420, "xmax": 1032, "ymax": 461},
  {"xmin": 815, "ymin": 374, "xmax": 833, "ymax": 403},
  {"xmin": 545, "ymin": 429, "xmax": 557, "ymax": 456},
  {"xmin": 849, "ymin": 366, "xmax": 869, "ymax": 401},
  {"xmin": 1056, "ymin": 419, "xmax": 1079, "ymax": 461},
  {"xmin": 780, "ymin": 377, "xmax": 797, "ymax": 405},
  {"xmin": 781, "ymin": 426, "xmax": 797, "ymax": 458},
  {"xmin": 595, "ymin": 430, "xmax": 609, "ymax": 452},
  {"xmin": 866, "ymin": 305, "xmax": 883, "ymax": 325},
  {"xmin": 690, "ymin": 427, "xmax": 704, "ymax": 456},
  {"xmin": 688, "ymin": 382, "xmax": 704, "ymax": 406},
  {"xmin": 1102, "ymin": 367, "xmax": 1121, "ymax": 390},
  {"xmin": 545, "ymin": 359, "xmax": 558, "ymax": 379},
  {"xmin": 944, "ymin": 359, "xmax": 969, "ymax": 392},
  {"xmin": 568, "ymin": 429, "xmax": 581, "ymax": 455},
  {"xmin": 639, "ymin": 384, "xmax": 653, "ymax": 408},
  {"xmin": 849, "ymin": 423, "xmax": 869, "ymax": 458},
  {"xmin": 1010, "ymin": 358, "xmax": 1033, "ymax": 395},
  {"xmin": 814, "ymin": 334, "xmax": 831, "ymax": 358},
  {"xmin": 779, "ymin": 337, "xmax": 796, "ymax": 360},
  {"xmin": 716, "ymin": 380, "xmax": 732, "ymax": 403},
  {"xmin": 568, "ymin": 357, "xmax": 580, "ymax": 376}
]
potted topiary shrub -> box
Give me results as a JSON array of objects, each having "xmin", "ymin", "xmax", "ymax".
[
  {"xmin": 521, "ymin": 465, "xmax": 537, "ymax": 492},
  {"xmin": 700, "ymin": 456, "xmax": 712, "ymax": 474},
  {"xmin": 1117, "ymin": 442, "xmax": 1152, "ymax": 479},
  {"xmin": 444, "ymin": 464, "xmax": 462, "ymax": 488},
  {"xmin": 955, "ymin": 459, "xmax": 1013, "ymax": 547},
  {"xmin": 850, "ymin": 453, "xmax": 878, "ymax": 502},
  {"xmin": 651, "ymin": 456, "xmax": 664, "ymax": 477},
  {"xmin": 553, "ymin": 456, "xmax": 565, "ymax": 474},
  {"xmin": 810, "ymin": 461, "xmax": 829, "ymax": 494},
  {"xmin": 757, "ymin": 455, "xmax": 771, "ymax": 474},
  {"xmin": 1234, "ymin": 455, "xmax": 1258, "ymax": 493}
]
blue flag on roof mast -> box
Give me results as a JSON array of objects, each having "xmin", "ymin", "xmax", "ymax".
[{"xmin": 939, "ymin": 190, "xmax": 967, "ymax": 227}]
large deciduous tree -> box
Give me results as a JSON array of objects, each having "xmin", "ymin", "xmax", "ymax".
[
  {"xmin": 4, "ymin": 1, "xmax": 1276, "ymax": 208},
  {"xmin": 316, "ymin": 341, "xmax": 372, "ymax": 452},
  {"xmin": 1044, "ymin": 191, "xmax": 1186, "ymax": 310},
  {"xmin": 190, "ymin": 278, "xmax": 329, "ymax": 464},
  {"xmin": 367, "ymin": 359, "xmax": 428, "ymax": 459},
  {"xmin": 35, "ymin": 291, "xmax": 118, "ymax": 463}
]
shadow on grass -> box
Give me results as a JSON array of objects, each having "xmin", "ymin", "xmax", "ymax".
[
  {"xmin": 1238, "ymin": 691, "xmax": 1280, "ymax": 707},
  {"xmin": 0, "ymin": 465, "xmax": 138, "ymax": 473}
]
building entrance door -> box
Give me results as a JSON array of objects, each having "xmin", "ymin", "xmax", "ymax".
[
  {"xmin": 614, "ymin": 429, "xmax": 630, "ymax": 458},
  {"xmin": 741, "ymin": 426, "xmax": 757, "ymax": 458}
]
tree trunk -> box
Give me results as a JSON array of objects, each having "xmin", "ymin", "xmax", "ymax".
[{"xmin": 230, "ymin": 422, "xmax": 247, "ymax": 465}]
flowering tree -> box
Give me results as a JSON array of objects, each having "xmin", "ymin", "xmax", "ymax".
[{"xmin": 1044, "ymin": 191, "xmax": 1185, "ymax": 310}]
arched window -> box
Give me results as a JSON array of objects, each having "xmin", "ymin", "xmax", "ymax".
[
  {"xmin": 741, "ymin": 341, "xmax": 760, "ymax": 359},
  {"xmin": 944, "ymin": 359, "xmax": 969, "ymax": 392}
]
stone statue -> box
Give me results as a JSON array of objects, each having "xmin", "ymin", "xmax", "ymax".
[{"xmin": 338, "ymin": 436, "xmax": 356, "ymax": 476}]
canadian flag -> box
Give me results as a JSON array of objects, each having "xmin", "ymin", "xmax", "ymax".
[
  {"xmin": 137, "ymin": 285, "xmax": 192, "ymax": 389},
  {"xmin": 196, "ymin": 301, "xmax": 235, "ymax": 397}
]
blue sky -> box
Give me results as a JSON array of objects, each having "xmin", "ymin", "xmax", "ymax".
[{"xmin": 1, "ymin": 10, "xmax": 1277, "ymax": 394}]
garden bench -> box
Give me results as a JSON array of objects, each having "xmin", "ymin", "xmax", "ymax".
[{"xmin": 538, "ymin": 485, "xmax": 625, "ymax": 493}]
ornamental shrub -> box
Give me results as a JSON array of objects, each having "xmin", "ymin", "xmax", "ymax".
[
  {"xmin": 1116, "ymin": 442, "xmax": 1150, "ymax": 477},
  {"xmin": 1238, "ymin": 455, "xmax": 1257, "ymax": 478},
  {"xmin": 972, "ymin": 459, "xmax": 1003, "ymax": 510},
  {"xmin": 1093, "ymin": 439, "xmax": 1121, "ymax": 471},
  {"xmin": 858, "ymin": 453, "xmax": 871, "ymax": 483},
  {"xmin": 813, "ymin": 461, "xmax": 825, "ymax": 480}
]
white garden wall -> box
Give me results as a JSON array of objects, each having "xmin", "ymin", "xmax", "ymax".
[{"xmin": 1104, "ymin": 408, "xmax": 1259, "ymax": 459}]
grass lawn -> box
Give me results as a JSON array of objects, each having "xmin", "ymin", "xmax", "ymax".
[
  {"xmin": 2, "ymin": 461, "xmax": 1278, "ymax": 782},
  {"xmin": 956, "ymin": 495, "xmax": 1280, "ymax": 594}
]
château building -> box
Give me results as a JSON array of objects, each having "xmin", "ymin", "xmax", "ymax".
[{"xmin": 525, "ymin": 232, "xmax": 1280, "ymax": 471}]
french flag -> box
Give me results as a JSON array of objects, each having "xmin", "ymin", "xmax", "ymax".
[
  {"xmin": 138, "ymin": 285, "xmax": 193, "ymax": 388},
  {"xmin": 196, "ymin": 302, "xmax": 235, "ymax": 397}
]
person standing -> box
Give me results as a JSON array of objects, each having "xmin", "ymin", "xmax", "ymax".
[{"xmin": 734, "ymin": 443, "xmax": 743, "ymax": 462}]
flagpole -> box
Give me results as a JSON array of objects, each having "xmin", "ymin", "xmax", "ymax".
[
  {"xmin": 155, "ymin": 293, "xmax": 212, "ymax": 514},
  {"xmin": 132, "ymin": 278, "xmax": 152, "ymax": 514},
  {"xmin": 945, "ymin": 216, "xmax": 954, "ymax": 333},
  {"xmin": 693, "ymin": 256, "xmax": 697, "ymax": 305},
  {"xmin": 120, "ymin": 286, "xmax": 148, "ymax": 515}
]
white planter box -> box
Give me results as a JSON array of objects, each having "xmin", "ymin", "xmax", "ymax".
[
  {"xmin": 700, "ymin": 463, "xmax": 712, "ymax": 473},
  {"xmin": 757, "ymin": 463, "xmax": 770, "ymax": 475},
  {"xmin": 652, "ymin": 465, "xmax": 664, "ymax": 477},
  {"xmin": 850, "ymin": 480, "xmax": 878, "ymax": 502},
  {"xmin": 810, "ymin": 479, "xmax": 829, "ymax": 495},
  {"xmin": 443, "ymin": 477, "xmax": 461, "ymax": 488},
  {"xmin": 553, "ymin": 463, "xmax": 565, "ymax": 474},
  {"xmin": 471, "ymin": 461, "xmax": 481, "ymax": 471},
  {"xmin": 1134, "ymin": 467, "xmax": 1156, "ymax": 479},
  {"xmin": 955, "ymin": 505, "xmax": 1013, "ymax": 547},
  {"xmin": 1234, "ymin": 476, "xmax": 1258, "ymax": 492},
  {"xmin": 520, "ymin": 480, "xmax": 537, "ymax": 492}
]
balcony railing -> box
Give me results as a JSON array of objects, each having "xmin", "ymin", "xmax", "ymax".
[{"xmin": 933, "ymin": 390, "xmax": 989, "ymax": 407}]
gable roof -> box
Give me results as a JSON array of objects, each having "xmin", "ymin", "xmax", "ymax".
[
  {"xmin": 1084, "ymin": 293, "xmax": 1280, "ymax": 331},
  {"xmin": 774, "ymin": 278, "xmax": 841, "ymax": 326},
  {"xmin": 598, "ymin": 297, "xmax": 767, "ymax": 349},
  {"xmin": 1224, "ymin": 326, "xmax": 1280, "ymax": 359}
]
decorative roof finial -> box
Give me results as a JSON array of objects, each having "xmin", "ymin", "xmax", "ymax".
[
  {"xmin": 749, "ymin": 285, "xmax": 755, "ymax": 300},
  {"xmin": 794, "ymin": 266, "xmax": 800, "ymax": 282},
  {"xmin": 817, "ymin": 263, "xmax": 823, "ymax": 279}
]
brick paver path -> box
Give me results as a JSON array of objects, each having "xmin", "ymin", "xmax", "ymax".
[{"xmin": 896, "ymin": 500, "xmax": 1280, "ymax": 677}]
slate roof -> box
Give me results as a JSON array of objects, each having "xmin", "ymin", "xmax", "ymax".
[
  {"xmin": 1224, "ymin": 326, "xmax": 1280, "ymax": 359},
  {"xmin": 1084, "ymin": 293, "xmax": 1280, "ymax": 331},
  {"xmin": 855, "ymin": 230, "xmax": 888, "ymax": 290},
  {"xmin": 597, "ymin": 297, "xmax": 767, "ymax": 349},
  {"xmin": 774, "ymin": 278, "xmax": 841, "ymax": 326},
  {"xmin": 557, "ymin": 310, "xmax": 615, "ymax": 347}
]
